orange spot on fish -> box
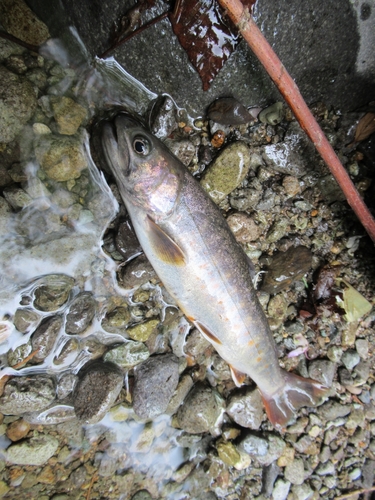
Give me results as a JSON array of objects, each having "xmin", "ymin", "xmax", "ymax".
[
  {"xmin": 256, "ymin": 356, "xmax": 262, "ymax": 363},
  {"xmin": 248, "ymin": 339, "xmax": 255, "ymax": 346}
]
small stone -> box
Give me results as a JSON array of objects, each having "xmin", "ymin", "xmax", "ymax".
[
  {"xmin": 13, "ymin": 308, "xmax": 40, "ymax": 333},
  {"xmin": 290, "ymin": 483, "xmax": 314, "ymax": 500},
  {"xmin": 3, "ymin": 187, "xmax": 32, "ymax": 211},
  {"xmin": 319, "ymin": 401, "xmax": 352, "ymax": 421},
  {"xmin": 226, "ymin": 212, "xmax": 261, "ymax": 243},
  {"xmin": 177, "ymin": 383, "xmax": 224, "ymax": 435},
  {"xmin": 0, "ymin": 480, "xmax": 9, "ymax": 497},
  {"xmin": 127, "ymin": 319, "xmax": 159, "ymax": 342},
  {"xmin": 259, "ymin": 102, "xmax": 284, "ymax": 125},
  {"xmin": 0, "ymin": 376, "xmax": 55, "ymax": 415},
  {"xmin": 355, "ymin": 338, "xmax": 368, "ymax": 359},
  {"xmin": 73, "ymin": 362, "xmax": 124, "ymax": 424},
  {"xmin": 277, "ymin": 445, "xmax": 295, "ymax": 467},
  {"xmin": 207, "ymin": 97, "xmax": 253, "ymax": 125},
  {"xmin": 6, "ymin": 435, "xmax": 59, "ymax": 466},
  {"xmin": 6, "ymin": 419, "xmax": 30, "ymax": 441},
  {"xmin": 33, "ymin": 274, "xmax": 75, "ymax": 312},
  {"xmin": 50, "ymin": 96, "xmax": 86, "ymax": 135},
  {"xmin": 308, "ymin": 360, "xmax": 336, "ymax": 386},
  {"xmin": 166, "ymin": 374, "xmax": 194, "ymax": 415},
  {"xmin": 101, "ymin": 307, "xmax": 131, "ymax": 334},
  {"xmin": 316, "ymin": 461, "xmax": 335, "ymax": 476},
  {"xmin": 341, "ymin": 349, "xmax": 360, "ymax": 370},
  {"xmin": 117, "ymin": 255, "xmax": 157, "ymax": 289},
  {"xmin": 284, "ymin": 458, "xmax": 305, "ymax": 485},
  {"xmin": 31, "ymin": 315, "xmax": 63, "ymax": 363},
  {"xmin": 272, "ymin": 479, "xmax": 291, "ymax": 500},
  {"xmin": 165, "ymin": 138, "xmax": 196, "ymax": 166},
  {"xmin": 104, "ymin": 341, "xmax": 150, "ymax": 369},
  {"xmin": 200, "ymin": 142, "xmax": 251, "ymax": 203},
  {"xmin": 226, "ymin": 388, "xmax": 264, "ymax": 430},
  {"xmin": 133, "ymin": 354, "xmax": 179, "ymax": 420},
  {"xmin": 327, "ymin": 346, "xmax": 342, "ymax": 363},
  {"xmin": 282, "ymin": 176, "xmax": 301, "ymax": 197},
  {"xmin": 216, "ymin": 441, "xmax": 241, "ymax": 467},
  {"xmin": 65, "ymin": 292, "xmax": 96, "ymax": 335}
]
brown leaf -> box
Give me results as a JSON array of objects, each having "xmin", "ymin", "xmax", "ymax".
[
  {"xmin": 354, "ymin": 112, "xmax": 375, "ymax": 143},
  {"xmin": 169, "ymin": 0, "xmax": 256, "ymax": 91}
]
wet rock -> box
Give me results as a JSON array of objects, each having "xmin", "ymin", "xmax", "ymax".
[
  {"xmin": 65, "ymin": 292, "xmax": 96, "ymax": 335},
  {"xmin": 104, "ymin": 340, "xmax": 150, "ymax": 369},
  {"xmin": 339, "ymin": 367, "xmax": 353, "ymax": 387},
  {"xmin": 226, "ymin": 212, "xmax": 261, "ymax": 243},
  {"xmin": 216, "ymin": 440, "xmax": 242, "ymax": 467},
  {"xmin": 0, "ymin": 65, "xmax": 38, "ymax": 143},
  {"xmin": 31, "ymin": 315, "xmax": 63, "ymax": 363},
  {"xmin": 6, "ymin": 434, "xmax": 59, "ymax": 466},
  {"xmin": 261, "ymin": 462, "xmax": 280, "ymax": 497},
  {"xmin": 166, "ymin": 374, "xmax": 194, "ymax": 415},
  {"xmin": 50, "ymin": 96, "xmax": 87, "ymax": 135},
  {"xmin": 261, "ymin": 246, "xmax": 312, "ymax": 294},
  {"xmin": 200, "ymin": 142, "xmax": 251, "ymax": 203},
  {"xmin": 262, "ymin": 122, "xmax": 317, "ymax": 177},
  {"xmin": 226, "ymin": 387, "xmax": 264, "ymax": 430},
  {"xmin": 101, "ymin": 306, "xmax": 131, "ymax": 334},
  {"xmin": 342, "ymin": 349, "xmax": 360, "ymax": 370},
  {"xmin": 115, "ymin": 220, "xmax": 142, "ymax": 262},
  {"xmin": 7, "ymin": 342, "xmax": 32, "ymax": 366},
  {"xmin": 207, "ymin": 97, "xmax": 253, "ymax": 125},
  {"xmin": 73, "ymin": 362, "xmax": 124, "ymax": 424},
  {"xmin": 127, "ymin": 319, "xmax": 159, "ymax": 342},
  {"xmin": 81, "ymin": 337, "xmax": 107, "ymax": 360},
  {"xmin": 291, "ymin": 483, "xmax": 314, "ymax": 500},
  {"xmin": 316, "ymin": 175, "xmax": 346, "ymax": 203},
  {"xmin": 33, "ymin": 274, "xmax": 75, "ymax": 312},
  {"xmin": 149, "ymin": 95, "xmax": 178, "ymax": 139},
  {"xmin": 229, "ymin": 188, "xmax": 262, "ymax": 211},
  {"xmin": 0, "ymin": 376, "xmax": 55, "ymax": 415},
  {"xmin": 131, "ymin": 491, "xmax": 153, "ymax": 500},
  {"xmin": 282, "ymin": 176, "xmax": 302, "ymax": 197},
  {"xmin": 0, "ymin": 0, "xmax": 50, "ymax": 46},
  {"xmin": 6, "ymin": 419, "xmax": 30, "ymax": 442},
  {"xmin": 177, "ymin": 383, "xmax": 224, "ymax": 434},
  {"xmin": 165, "ymin": 138, "xmax": 196, "ymax": 167},
  {"xmin": 56, "ymin": 373, "xmax": 77, "ymax": 400},
  {"xmin": 238, "ymin": 433, "xmax": 268, "ymax": 457},
  {"xmin": 355, "ymin": 338, "xmax": 369, "ymax": 359},
  {"xmin": 133, "ymin": 353, "xmax": 179, "ymax": 419},
  {"xmin": 53, "ymin": 337, "xmax": 79, "ymax": 366},
  {"xmin": 308, "ymin": 360, "xmax": 336, "ymax": 387},
  {"xmin": 34, "ymin": 134, "xmax": 87, "ymax": 182},
  {"xmin": 272, "ymin": 479, "xmax": 291, "ymax": 500},
  {"xmin": 259, "ymin": 102, "xmax": 284, "ymax": 125},
  {"xmin": 13, "ymin": 307, "xmax": 40, "ymax": 333},
  {"xmin": 3, "ymin": 186, "xmax": 32, "ymax": 211},
  {"xmin": 117, "ymin": 254, "xmax": 158, "ymax": 289}
]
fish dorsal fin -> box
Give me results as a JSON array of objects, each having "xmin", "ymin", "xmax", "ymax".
[
  {"xmin": 229, "ymin": 365, "xmax": 247, "ymax": 387},
  {"xmin": 147, "ymin": 215, "xmax": 186, "ymax": 266},
  {"xmin": 195, "ymin": 320, "xmax": 222, "ymax": 345}
]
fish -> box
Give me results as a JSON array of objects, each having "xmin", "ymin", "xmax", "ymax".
[{"xmin": 100, "ymin": 113, "xmax": 328, "ymax": 430}]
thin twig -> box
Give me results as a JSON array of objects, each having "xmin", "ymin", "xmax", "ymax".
[
  {"xmin": 334, "ymin": 485, "xmax": 375, "ymax": 500},
  {"xmin": 217, "ymin": 0, "xmax": 375, "ymax": 245},
  {"xmin": 0, "ymin": 30, "xmax": 40, "ymax": 53},
  {"xmin": 100, "ymin": 12, "xmax": 169, "ymax": 58}
]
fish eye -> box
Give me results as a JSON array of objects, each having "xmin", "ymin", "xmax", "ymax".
[{"xmin": 133, "ymin": 136, "xmax": 150, "ymax": 156}]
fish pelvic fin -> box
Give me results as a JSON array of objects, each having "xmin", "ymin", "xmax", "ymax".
[
  {"xmin": 229, "ymin": 365, "xmax": 247, "ymax": 387},
  {"xmin": 147, "ymin": 215, "xmax": 186, "ymax": 266},
  {"xmin": 260, "ymin": 371, "xmax": 328, "ymax": 431}
]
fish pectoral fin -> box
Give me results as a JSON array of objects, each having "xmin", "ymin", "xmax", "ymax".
[
  {"xmin": 229, "ymin": 365, "xmax": 247, "ymax": 387},
  {"xmin": 147, "ymin": 215, "xmax": 186, "ymax": 266},
  {"xmin": 194, "ymin": 321, "xmax": 222, "ymax": 345}
]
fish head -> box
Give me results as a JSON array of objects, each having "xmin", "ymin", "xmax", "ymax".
[{"xmin": 101, "ymin": 113, "xmax": 183, "ymax": 217}]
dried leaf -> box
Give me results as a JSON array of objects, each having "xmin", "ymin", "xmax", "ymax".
[
  {"xmin": 354, "ymin": 112, "xmax": 375, "ymax": 143},
  {"xmin": 169, "ymin": 0, "xmax": 256, "ymax": 90},
  {"xmin": 336, "ymin": 280, "xmax": 372, "ymax": 323}
]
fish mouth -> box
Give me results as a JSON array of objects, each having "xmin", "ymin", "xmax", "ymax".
[{"xmin": 101, "ymin": 114, "xmax": 135, "ymax": 178}]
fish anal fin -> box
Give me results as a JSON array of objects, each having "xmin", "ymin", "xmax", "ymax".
[
  {"xmin": 230, "ymin": 365, "xmax": 247, "ymax": 387},
  {"xmin": 260, "ymin": 371, "xmax": 329, "ymax": 431},
  {"xmin": 147, "ymin": 215, "xmax": 185, "ymax": 266},
  {"xmin": 195, "ymin": 321, "xmax": 222, "ymax": 345}
]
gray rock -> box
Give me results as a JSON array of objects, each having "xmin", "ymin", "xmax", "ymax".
[
  {"xmin": 13, "ymin": 307, "xmax": 40, "ymax": 334},
  {"xmin": 319, "ymin": 401, "xmax": 352, "ymax": 421},
  {"xmin": 272, "ymin": 479, "xmax": 291, "ymax": 500},
  {"xmin": 284, "ymin": 458, "xmax": 305, "ymax": 485},
  {"xmin": 316, "ymin": 460, "xmax": 335, "ymax": 476},
  {"xmin": 308, "ymin": 360, "xmax": 336, "ymax": 387},
  {"xmin": 176, "ymin": 383, "xmax": 224, "ymax": 435},
  {"xmin": 149, "ymin": 95, "xmax": 179, "ymax": 139},
  {"xmin": 0, "ymin": 376, "xmax": 55, "ymax": 415},
  {"xmin": 115, "ymin": 219, "xmax": 142, "ymax": 263},
  {"xmin": 342, "ymin": 349, "xmax": 361, "ymax": 370},
  {"xmin": 65, "ymin": 291, "xmax": 96, "ymax": 335},
  {"xmin": 133, "ymin": 353, "xmax": 179, "ymax": 419},
  {"xmin": 355, "ymin": 338, "xmax": 369, "ymax": 359},
  {"xmin": 3, "ymin": 187, "xmax": 32, "ymax": 211},
  {"xmin": 290, "ymin": 483, "xmax": 314, "ymax": 500},
  {"xmin": 6, "ymin": 434, "xmax": 59, "ymax": 465},
  {"xmin": 131, "ymin": 491, "xmax": 153, "ymax": 500},
  {"xmin": 0, "ymin": 65, "xmax": 37, "ymax": 143},
  {"xmin": 261, "ymin": 462, "xmax": 280, "ymax": 497},
  {"xmin": 117, "ymin": 254, "xmax": 158, "ymax": 290},
  {"xmin": 31, "ymin": 315, "xmax": 63, "ymax": 363},
  {"xmin": 56, "ymin": 373, "xmax": 77, "ymax": 400},
  {"xmin": 73, "ymin": 362, "xmax": 124, "ymax": 424},
  {"xmin": 104, "ymin": 340, "xmax": 150, "ymax": 369},
  {"xmin": 226, "ymin": 387, "xmax": 264, "ymax": 430}
]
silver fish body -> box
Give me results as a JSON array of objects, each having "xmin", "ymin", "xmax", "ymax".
[{"xmin": 101, "ymin": 113, "xmax": 327, "ymax": 429}]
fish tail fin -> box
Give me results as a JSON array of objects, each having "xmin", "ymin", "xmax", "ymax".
[{"xmin": 261, "ymin": 371, "xmax": 328, "ymax": 431}]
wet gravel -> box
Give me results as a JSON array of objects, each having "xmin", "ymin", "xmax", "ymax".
[{"xmin": 0, "ymin": 4, "xmax": 375, "ymax": 500}]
